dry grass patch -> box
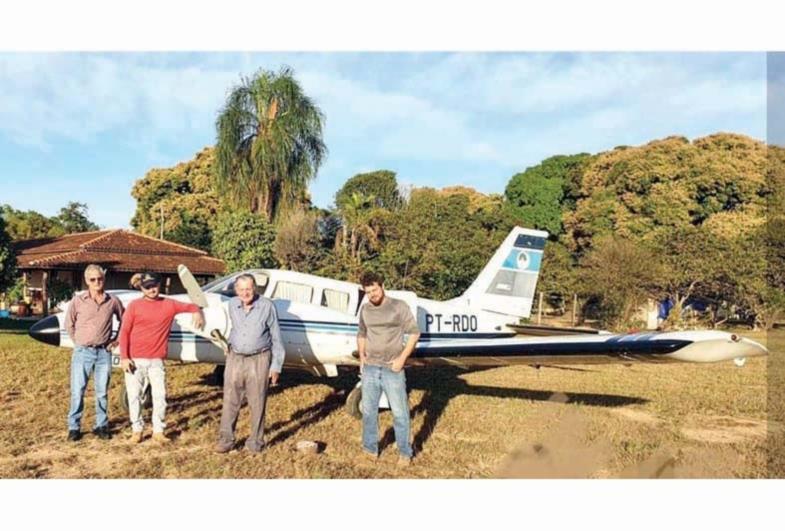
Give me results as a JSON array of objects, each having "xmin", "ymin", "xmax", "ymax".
[{"xmin": 0, "ymin": 324, "xmax": 778, "ymax": 478}]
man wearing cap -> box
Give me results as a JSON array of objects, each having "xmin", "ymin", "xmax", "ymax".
[
  {"xmin": 65, "ymin": 264, "xmax": 124, "ymax": 442},
  {"xmin": 118, "ymin": 272, "xmax": 204, "ymax": 443},
  {"xmin": 215, "ymin": 273, "xmax": 285, "ymax": 454}
]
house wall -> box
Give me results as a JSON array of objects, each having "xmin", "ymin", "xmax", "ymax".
[{"xmin": 20, "ymin": 269, "xmax": 216, "ymax": 315}]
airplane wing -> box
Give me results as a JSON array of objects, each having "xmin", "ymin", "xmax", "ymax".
[{"xmin": 407, "ymin": 330, "xmax": 767, "ymax": 367}]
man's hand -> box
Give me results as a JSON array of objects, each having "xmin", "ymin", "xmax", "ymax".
[
  {"xmin": 120, "ymin": 358, "xmax": 135, "ymax": 374},
  {"xmin": 107, "ymin": 341, "xmax": 118, "ymax": 352},
  {"xmin": 192, "ymin": 311, "xmax": 205, "ymax": 330},
  {"xmin": 390, "ymin": 355, "xmax": 406, "ymax": 373},
  {"xmin": 359, "ymin": 351, "xmax": 368, "ymax": 374},
  {"xmin": 269, "ymin": 371, "xmax": 280, "ymax": 387}
]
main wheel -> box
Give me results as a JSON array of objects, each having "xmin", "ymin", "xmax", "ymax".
[
  {"xmin": 117, "ymin": 383, "xmax": 152, "ymax": 413},
  {"xmin": 210, "ymin": 364, "xmax": 225, "ymax": 386},
  {"xmin": 346, "ymin": 383, "xmax": 363, "ymax": 420}
]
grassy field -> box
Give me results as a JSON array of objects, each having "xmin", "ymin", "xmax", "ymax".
[{"xmin": 0, "ymin": 322, "xmax": 781, "ymax": 478}]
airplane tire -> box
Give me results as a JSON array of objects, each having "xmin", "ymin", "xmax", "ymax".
[
  {"xmin": 210, "ymin": 365, "xmax": 225, "ymax": 386},
  {"xmin": 346, "ymin": 385, "xmax": 363, "ymax": 420},
  {"xmin": 117, "ymin": 384, "xmax": 152, "ymax": 413}
]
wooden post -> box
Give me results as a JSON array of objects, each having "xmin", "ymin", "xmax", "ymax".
[
  {"xmin": 572, "ymin": 293, "xmax": 578, "ymax": 326},
  {"xmin": 42, "ymin": 270, "xmax": 49, "ymax": 317},
  {"xmin": 537, "ymin": 292, "xmax": 544, "ymax": 325}
]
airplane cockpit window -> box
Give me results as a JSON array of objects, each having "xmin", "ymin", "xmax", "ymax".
[
  {"xmin": 272, "ymin": 281, "xmax": 313, "ymax": 304},
  {"xmin": 356, "ymin": 289, "xmax": 366, "ymax": 315},
  {"xmin": 321, "ymin": 289, "xmax": 350, "ymax": 313},
  {"xmin": 203, "ymin": 271, "xmax": 270, "ymax": 298},
  {"xmin": 202, "ymin": 275, "xmax": 237, "ymax": 297}
]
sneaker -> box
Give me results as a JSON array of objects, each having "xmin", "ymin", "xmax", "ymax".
[
  {"xmin": 92, "ymin": 426, "xmax": 112, "ymax": 440},
  {"xmin": 397, "ymin": 455, "xmax": 413, "ymax": 467},
  {"xmin": 67, "ymin": 430, "xmax": 81, "ymax": 442},
  {"xmin": 129, "ymin": 431, "xmax": 143, "ymax": 444},
  {"xmin": 152, "ymin": 432, "xmax": 170, "ymax": 444}
]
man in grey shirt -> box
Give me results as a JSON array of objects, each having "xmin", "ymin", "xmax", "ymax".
[
  {"xmin": 357, "ymin": 271, "xmax": 420, "ymax": 466},
  {"xmin": 216, "ymin": 274, "xmax": 285, "ymax": 453}
]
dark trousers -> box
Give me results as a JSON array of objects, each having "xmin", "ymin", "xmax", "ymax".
[{"xmin": 218, "ymin": 350, "xmax": 271, "ymax": 451}]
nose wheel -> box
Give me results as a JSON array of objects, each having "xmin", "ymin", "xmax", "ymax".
[{"xmin": 346, "ymin": 383, "xmax": 363, "ymax": 419}]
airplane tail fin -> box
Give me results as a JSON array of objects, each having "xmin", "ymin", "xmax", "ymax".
[{"xmin": 457, "ymin": 226, "xmax": 549, "ymax": 319}]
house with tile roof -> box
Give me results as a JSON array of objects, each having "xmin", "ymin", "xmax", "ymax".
[{"xmin": 12, "ymin": 229, "xmax": 225, "ymax": 315}]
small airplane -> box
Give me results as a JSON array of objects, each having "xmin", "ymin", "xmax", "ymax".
[{"xmin": 29, "ymin": 226, "xmax": 768, "ymax": 417}]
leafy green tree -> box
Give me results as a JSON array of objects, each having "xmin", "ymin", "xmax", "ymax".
[
  {"xmin": 274, "ymin": 208, "xmax": 329, "ymax": 272},
  {"xmin": 563, "ymin": 134, "xmax": 767, "ymax": 254},
  {"xmin": 534, "ymin": 240, "xmax": 578, "ymax": 306},
  {"xmin": 377, "ymin": 188, "xmax": 516, "ymax": 299},
  {"xmin": 164, "ymin": 211, "xmax": 213, "ymax": 252},
  {"xmin": 504, "ymin": 154, "xmax": 590, "ymax": 236},
  {"xmin": 577, "ymin": 236, "xmax": 663, "ymax": 330},
  {"xmin": 211, "ymin": 210, "xmax": 277, "ymax": 271},
  {"xmin": 335, "ymin": 170, "xmax": 402, "ymax": 211},
  {"xmin": 56, "ymin": 202, "xmax": 99, "ymax": 233},
  {"xmin": 215, "ymin": 66, "xmax": 327, "ymax": 222},
  {"xmin": 0, "ymin": 205, "xmax": 65, "ymax": 240},
  {"xmin": 130, "ymin": 147, "xmax": 220, "ymax": 245},
  {"xmin": 0, "ymin": 216, "xmax": 17, "ymax": 294}
]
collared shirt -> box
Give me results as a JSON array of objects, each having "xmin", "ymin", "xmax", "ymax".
[
  {"xmin": 65, "ymin": 291, "xmax": 124, "ymax": 347},
  {"xmin": 227, "ymin": 295, "xmax": 285, "ymax": 373}
]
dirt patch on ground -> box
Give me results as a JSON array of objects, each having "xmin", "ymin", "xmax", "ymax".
[
  {"xmin": 609, "ymin": 408, "xmax": 662, "ymax": 426},
  {"xmin": 681, "ymin": 415, "xmax": 769, "ymax": 444}
]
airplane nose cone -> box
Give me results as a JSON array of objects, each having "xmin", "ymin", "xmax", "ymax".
[{"xmin": 29, "ymin": 315, "xmax": 60, "ymax": 347}]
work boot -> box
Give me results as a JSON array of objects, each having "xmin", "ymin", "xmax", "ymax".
[
  {"xmin": 152, "ymin": 432, "xmax": 171, "ymax": 444},
  {"xmin": 93, "ymin": 426, "xmax": 112, "ymax": 440},
  {"xmin": 129, "ymin": 431, "xmax": 143, "ymax": 444},
  {"xmin": 67, "ymin": 430, "xmax": 81, "ymax": 442}
]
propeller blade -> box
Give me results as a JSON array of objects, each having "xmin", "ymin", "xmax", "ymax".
[{"xmin": 177, "ymin": 264, "xmax": 208, "ymax": 308}]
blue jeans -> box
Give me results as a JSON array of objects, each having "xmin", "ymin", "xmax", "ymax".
[
  {"xmin": 67, "ymin": 346, "xmax": 112, "ymax": 431},
  {"xmin": 361, "ymin": 364, "xmax": 413, "ymax": 458}
]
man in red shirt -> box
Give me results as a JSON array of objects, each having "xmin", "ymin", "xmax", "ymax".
[{"xmin": 118, "ymin": 273, "xmax": 204, "ymax": 443}]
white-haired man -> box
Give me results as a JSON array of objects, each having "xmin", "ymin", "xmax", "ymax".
[
  {"xmin": 215, "ymin": 274, "xmax": 284, "ymax": 453},
  {"xmin": 65, "ymin": 264, "xmax": 124, "ymax": 442}
]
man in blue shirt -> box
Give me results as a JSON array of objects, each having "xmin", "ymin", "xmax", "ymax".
[{"xmin": 215, "ymin": 274, "xmax": 285, "ymax": 453}]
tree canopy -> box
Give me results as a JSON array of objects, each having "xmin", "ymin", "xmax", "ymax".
[
  {"xmin": 0, "ymin": 216, "xmax": 17, "ymax": 294},
  {"xmin": 215, "ymin": 66, "xmax": 326, "ymax": 222}
]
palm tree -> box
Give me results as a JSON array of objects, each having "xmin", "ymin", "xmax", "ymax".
[
  {"xmin": 336, "ymin": 192, "xmax": 382, "ymax": 260},
  {"xmin": 215, "ymin": 66, "xmax": 327, "ymax": 222}
]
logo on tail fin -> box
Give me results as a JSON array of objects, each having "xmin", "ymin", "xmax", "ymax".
[{"xmin": 458, "ymin": 227, "xmax": 548, "ymax": 319}]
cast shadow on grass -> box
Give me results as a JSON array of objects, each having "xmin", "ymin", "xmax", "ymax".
[{"xmin": 382, "ymin": 366, "xmax": 649, "ymax": 455}]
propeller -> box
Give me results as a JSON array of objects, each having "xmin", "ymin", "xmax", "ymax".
[{"xmin": 177, "ymin": 264, "xmax": 229, "ymax": 354}]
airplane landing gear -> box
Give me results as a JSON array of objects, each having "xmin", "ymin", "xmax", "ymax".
[
  {"xmin": 346, "ymin": 383, "xmax": 363, "ymax": 420},
  {"xmin": 210, "ymin": 365, "xmax": 225, "ymax": 386},
  {"xmin": 344, "ymin": 381, "xmax": 390, "ymax": 420},
  {"xmin": 117, "ymin": 383, "xmax": 152, "ymax": 413}
]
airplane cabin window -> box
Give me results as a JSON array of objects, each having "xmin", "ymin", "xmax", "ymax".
[
  {"xmin": 272, "ymin": 281, "xmax": 313, "ymax": 304},
  {"xmin": 322, "ymin": 289, "xmax": 350, "ymax": 313}
]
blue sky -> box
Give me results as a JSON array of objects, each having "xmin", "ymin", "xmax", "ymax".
[{"xmin": 0, "ymin": 52, "xmax": 767, "ymax": 229}]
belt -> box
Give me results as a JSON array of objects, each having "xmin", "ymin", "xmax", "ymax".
[{"xmin": 230, "ymin": 348, "xmax": 270, "ymax": 356}]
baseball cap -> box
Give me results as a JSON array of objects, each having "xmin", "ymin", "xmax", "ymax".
[{"xmin": 140, "ymin": 272, "xmax": 161, "ymax": 289}]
